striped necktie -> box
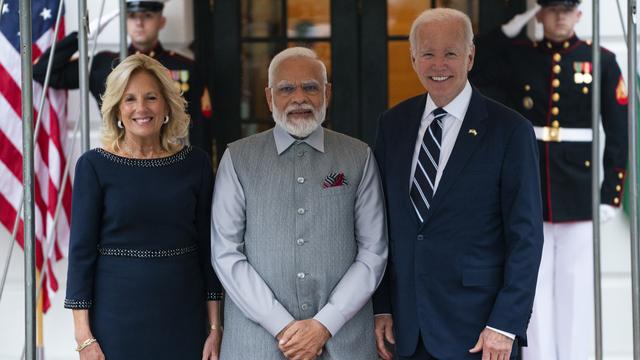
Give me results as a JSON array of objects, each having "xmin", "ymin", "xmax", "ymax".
[{"xmin": 410, "ymin": 107, "xmax": 447, "ymax": 223}]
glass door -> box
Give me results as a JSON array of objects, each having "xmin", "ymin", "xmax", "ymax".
[
  {"xmin": 387, "ymin": 0, "xmax": 480, "ymax": 107},
  {"xmin": 240, "ymin": 0, "xmax": 333, "ymax": 138},
  {"xmin": 200, "ymin": 0, "xmax": 524, "ymax": 162}
]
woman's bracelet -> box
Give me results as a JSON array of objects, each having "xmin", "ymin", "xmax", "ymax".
[
  {"xmin": 210, "ymin": 324, "xmax": 223, "ymax": 332},
  {"xmin": 75, "ymin": 337, "xmax": 97, "ymax": 352}
]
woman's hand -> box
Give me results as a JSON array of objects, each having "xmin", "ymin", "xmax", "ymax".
[
  {"xmin": 78, "ymin": 341, "xmax": 105, "ymax": 360},
  {"xmin": 201, "ymin": 329, "xmax": 222, "ymax": 360},
  {"xmin": 73, "ymin": 310, "xmax": 103, "ymax": 359}
]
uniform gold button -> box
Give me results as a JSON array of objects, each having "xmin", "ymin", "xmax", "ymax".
[
  {"xmin": 582, "ymin": 86, "xmax": 589, "ymax": 94},
  {"xmin": 524, "ymin": 84, "xmax": 531, "ymax": 91},
  {"xmin": 552, "ymin": 120, "xmax": 560, "ymax": 128},
  {"xmin": 546, "ymin": 42, "xmax": 552, "ymax": 49},
  {"xmin": 553, "ymin": 65, "xmax": 561, "ymax": 74},
  {"xmin": 552, "ymin": 79, "xmax": 561, "ymax": 88},
  {"xmin": 584, "ymin": 160, "xmax": 590, "ymax": 167},
  {"xmin": 551, "ymin": 107, "xmax": 559, "ymax": 116},
  {"xmin": 552, "ymin": 93, "xmax": 560, "ymax": 102},
  {"xmin": 563, "ymin": 41, "xmax": 570, "ymax": 48},
  {"xmin": 614, "ymin": 197, "xmax": 620, "ymax": 205},
  {"xmin": 523, "ymin": 96, "xmax": 534, "ymax": 110},
  {"xmin": 553, "ymin": 53, "xmax": 562, "ymax": 62},
  {"xmin": 616, "ymin": 185, "xmax": 622, "ymax": 191},
  {"xmin": 619, "ymin": 172, "xmax": 625, "ymax": 179}
]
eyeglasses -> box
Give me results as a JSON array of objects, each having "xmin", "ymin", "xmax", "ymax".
[{"xmin": 272, "ymin": 81, "xmax": 324, "ymax": 97}]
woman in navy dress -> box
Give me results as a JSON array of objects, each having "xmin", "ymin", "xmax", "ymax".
[{"xmin": 64, "ymin": 54, "xmax": 223, "ymax": 359}]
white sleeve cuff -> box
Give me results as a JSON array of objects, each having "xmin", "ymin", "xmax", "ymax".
[
  {"xmin": 261, "ymin": 306, "xmax": 295, "ymax": 338},
  {"xmin": 313, "ymin": 303, "xmax": 348, "ymax": 336},
  {"xmin": 486, "ymin": 326, "xmax": 516, "ymax": 340}
]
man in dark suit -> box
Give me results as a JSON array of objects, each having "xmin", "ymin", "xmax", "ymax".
[{"xmin": 373, "ymin": 8, "xmax": 544, "ymax": 360}]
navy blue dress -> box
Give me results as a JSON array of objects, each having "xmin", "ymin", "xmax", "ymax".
[{"xmin": 64, "ymin": 146, "xmax": 223, "ymax": 359}]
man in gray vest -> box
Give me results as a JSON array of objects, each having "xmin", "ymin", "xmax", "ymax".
[{"xmin": 211, "ymin": 47, "xmax": 388, "ymax": 359}]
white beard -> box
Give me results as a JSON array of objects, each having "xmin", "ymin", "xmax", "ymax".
[{"xmin": 272, "ymin": 99, "xmax": 327, "ymax": 138}]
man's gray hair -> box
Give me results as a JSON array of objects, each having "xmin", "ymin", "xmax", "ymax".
[
  {"xmin": 268, "ymin": 47, "xmax": 328, "ymax": 87},
  {"xmin": 409, "ymin": 8, "xmax": 474, "ymax": 56}
]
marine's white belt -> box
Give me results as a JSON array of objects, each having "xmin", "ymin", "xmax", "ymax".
[{"xmin": 533, "ymin": 126, "xmax": 593, "ymax": 142}]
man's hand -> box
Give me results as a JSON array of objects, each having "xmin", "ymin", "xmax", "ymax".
[
  {"xmin": 88, "ymin": 10, "xmax": 119, "ymax": 40},
  {"xmin": 276, "ymin": 321, "xmax": 295, "ymax": 342},
  {"xmin": 600, "ymin": 204, "xmax": 618, "ymax": 223},
  {"xmin": 501, "ymin": 4, "xmax": 541, "ymax": 38},
  {"xmin": 278, "ymin": 319, "xmax": 331, "ymax": 360},
  {"xmin": 374, "ymin": 314, "xmax": 395, "ymax": 360},
  {"xmin": 469, "ymin": 328, "xmax": 514, "ymax": 360}
]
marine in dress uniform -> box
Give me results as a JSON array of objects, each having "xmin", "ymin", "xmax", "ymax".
[
  {"xmin": 32, "ymin": 0, "xmax": 215, "ymax": 160},
  {"xmin": 470, "ymin": 1, "xmax": 628, "ymax": 359}
]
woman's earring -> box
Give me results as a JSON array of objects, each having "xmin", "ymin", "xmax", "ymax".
[
  {"xmin": 117, "ymin": 120, "xmax": 124, "ymax": 129},
  {"xmin": 163, "ymin": 115, "xmax": 169, "ymax": 124}
]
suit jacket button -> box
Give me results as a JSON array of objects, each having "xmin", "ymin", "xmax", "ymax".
[{"xmin": 417, "ymin": 234, "xmax": 424, "ymax": 241}]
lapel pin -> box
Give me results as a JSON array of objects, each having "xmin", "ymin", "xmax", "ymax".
[{"xmin": 468, "ymin": 129, "xmax": 478, "ymax": 136}]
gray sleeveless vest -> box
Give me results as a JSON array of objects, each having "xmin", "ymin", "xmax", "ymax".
[{"xmin": 219, "ymin": 128, "xmax": 377, "ymax": 359}]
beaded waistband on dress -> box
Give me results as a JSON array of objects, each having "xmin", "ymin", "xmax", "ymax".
[{"xmin": 98, "ymin": 244, "xmax": 198, "ymax": 258}]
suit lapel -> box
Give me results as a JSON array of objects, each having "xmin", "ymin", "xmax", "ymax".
[
  {"xmin": 400, "ymin": 94, "xmax": 427, "ymax": 225},
  {"xmin": 420, "ymin": 89, "xmax": 488, "ymax": 227}
]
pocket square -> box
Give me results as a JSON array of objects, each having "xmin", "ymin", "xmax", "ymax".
[{"xmin": 322, "ymin": 172, "xmax": 348, "ymax": 188}]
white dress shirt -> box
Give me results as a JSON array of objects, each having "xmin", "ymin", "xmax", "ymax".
[{"xmin": 409, "ymin": 81, "xmax": 471, "ymax": 191}]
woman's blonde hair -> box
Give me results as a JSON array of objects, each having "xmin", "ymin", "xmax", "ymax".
[{"xmin": 100, "ymin": 54, "xmax": 189, "ymax": 152}]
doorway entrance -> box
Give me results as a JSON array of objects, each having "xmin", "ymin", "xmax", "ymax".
[{"xmin": 194, "ymin": 0, "xmax": 525, "ymax": 164}]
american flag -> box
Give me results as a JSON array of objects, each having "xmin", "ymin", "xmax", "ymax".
[{"xmin": 0, "ymin": 0, "xmax": 71, "ymax": 312}]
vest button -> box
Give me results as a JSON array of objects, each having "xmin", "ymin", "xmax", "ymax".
[
  {"xmin": 297, "ymin": 272, "xmax": 306, "ymax": 279},
  {"xmin": 297, "ymin": 208, "xmax": 305, "ymax": 215},
  {"xmin": 417, "ymin": 234, "xmax": 424, "ymax": 241},
  {"xmin": 297, "ymin": 177, "xmax": 305, "ymax": 184},
  {"xmin": 301, "ymin": 303, "xmax": 309, "ymax": 310},
  {"xmin": 297, "ymin": 151, "xmax": 305, "ymax": 157},
  {"xmin": 296, "ymin": 238, "xmax": 305, "ymax": 246}
]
